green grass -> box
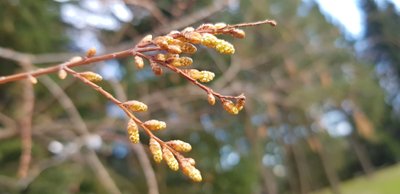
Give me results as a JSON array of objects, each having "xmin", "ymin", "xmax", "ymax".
[{"xmin": 313, "ymin": 164, "xmax": 400, "ymax": 194}]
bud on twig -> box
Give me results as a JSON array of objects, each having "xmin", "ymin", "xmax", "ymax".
[
  {"xmin": 123, "ymin": 100, "xmax": 148, "ymax": 112},
  {"xmin": 58, "ymin": 69, "xmax": 67, "ymax": 80},
  {"xmin": 207, "ymin": 93, "xmax": 216, "ymax": 105},
  {"xmin": 134, "ymin": 56, "xmax": 144, "ymax": 69},
  {"xmin": 86, "ymin": 48, "xmax": 97, "ymax": 58}
]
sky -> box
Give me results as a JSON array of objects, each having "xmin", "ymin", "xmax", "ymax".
[{"xmin": 315, "ymin": 0, "xmax": 400, "ymax": 38}]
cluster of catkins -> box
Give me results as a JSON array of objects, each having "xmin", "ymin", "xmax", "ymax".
[
  {"xmin": 124, "ymin": 22, "xmax": 249, "ymax": 182},
  {"xmin": 135, "ymin": 22, "xmax": 246, "ymax": 115}
]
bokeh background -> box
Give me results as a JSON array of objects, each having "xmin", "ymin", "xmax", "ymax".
[{"xmin": 0, "ymin": 0, "xmax": 399, "ymax": 194}]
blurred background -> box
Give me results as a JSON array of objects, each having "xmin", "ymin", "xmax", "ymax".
[{"xmin": 0, "ymin": 0, "xmax": 399, "ymax": 193}]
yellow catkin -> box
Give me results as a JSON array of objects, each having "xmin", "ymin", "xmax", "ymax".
[
  {"xmin": 222, "ymin": 100, "xmax": 239, "ymax": 115},
  {"xmin": 201, "ymin": 33, "xmax": 219, "ymax": 48},
  {"xmin": 79, "ymin": 71, "xmax": 102, "ymax": 82},
  {"xmin": 170, "ymin": 57, "xmax": 193, "ymax": 67},
  {"xmin": 134, "ymin": 56, "xmax": 144, "ymax": 69},
  {"xmin": 183, "ymin": 32, "xmax": 202, "ymax": 44},
  {"xmin": 69, "ymin": 56, "xmax": 82, "ymax": 63},
  {"xmin": 86, "ymin": 47, "xmax": 96, "ymax": 57},
  {"xmin": 123, "ymin": 100, "xmax": 148, "ymax": 112},
  {"xmin": 127, "ymin": 119, "xmax": 139, "ymax": 143},
  {"xmin": 231, "ymin": 29, "xmax": 246, "ymax": 39},
  {"xmin": 181, "ymin": 161, "xmax": 202, "ymax": 182},
  {"xmin": 180, "ymin": 42, "xmax": 197, "ymax": 54},
  {"xmin": 144, "ymin": 119, "xmax": 166, "ymax": 131},
  {"xmin": 149, "ymin": 138, "xmax": 163, "ymax": 163},
  {"xmin": 163, "ymin": 147, "xmax": 179, "ymax": 171},
  {"xmin": 154, "ymin": 36, "xmax": 172, "ymax": 49},
  {"xmin": 215, "ymin": 39, "xmax": 235, "ymax": 54},
  {"xmin": 58, "ymin": 69, "xmax": 67, "ymax": 80},
  {"xmin": 207, "ymin": 93, "xmax": 216, "ymax": 105},
  {"xmin": 188, "ymin": 69, "xmax": 215, "ymax": 83},
  {"xmin": 167, "ymin": 140, "xmax": 192, "ymax": 152}
]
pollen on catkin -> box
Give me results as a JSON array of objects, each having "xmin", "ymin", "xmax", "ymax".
[
  {"xmin": 149, "ymin": 138, "xmax": 163, "ymax": 163},
  {"xmin": 127, "ymin": 119, "xmax": 139, "ymax": 144},
  {"xmin": 163, "ymin": 147, "xmax": 179, "ymax": 171},
  {"xmin": 123, "ymin": 100, "xmax": 148, "ymax": 112},
  {"xmin": 79, "ymin": 71, "xmax": 102, "ymax": 82},
  {"xmin": 144, "ymin": 119, "xmax": 166, "ymax": 131},
  {"xmin": 167, "ymin": 140, "xmax": 192, "ymax": 152}
]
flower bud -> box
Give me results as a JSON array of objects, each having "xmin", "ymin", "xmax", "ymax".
[
  {"xmin": 86, "ymin": 47, "xmax": 96, "ymax": 58},
  {"xmin": 144, "ymin": 119, "xmax": 166, "ymax": 131},
  {"xmin": 123, "ymin": 100, "xmax": 148, "ymax": 112},
  {"xmin": 79, "ymin": 71, "xmax": 102, "ymax": 82},
  {"xmin": 58, "ymin": 69, "xmax": 67, "ymax": 80},
  {"xmin": 222, "ymin": 100, "xmax": 239, "ymax": 115},
  {"xmin": 28, "ymin": 75, "xmax": 37, "ymax": 84},
  {"xmin": 167, "ymin": 140, "xmax": 192, "ymax": 152},
  {"xmin": 140, "ymin": 34, "xmax": 153, "ymax": 43},
  {"xmin": 181, "ymin": 161, "xmax": 202, "ymax": 182},
  {"xmin": 163, "ymin": 147, "xmax": 179, "ymax": 171},
  {"xmin": 134, "ymin": 56, "xmax": 144, "ymax": 69},
  {"xmin": 151, "ymin": 62, "xmax": 163, "ymax": 76},
  {"xmin": 127, "ymin": 119, "xmax": 139, "ymax": 143},
  {"xmin": 149, "ymin": 138, "xmax": 163, "ymax": 163},
  {"xmin": 207, "ymin": 93, "xmax": 216, "ymax": 105}
]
